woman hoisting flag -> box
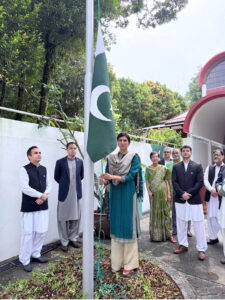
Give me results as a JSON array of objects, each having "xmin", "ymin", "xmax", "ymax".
[{"xmin": 100, "ymin": 132, "xmax": 143, "ymax": 276}]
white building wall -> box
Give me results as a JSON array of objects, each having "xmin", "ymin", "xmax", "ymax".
[{"xmin": 0, "ymin": 118, "xmax": 152, "ymax": 262}]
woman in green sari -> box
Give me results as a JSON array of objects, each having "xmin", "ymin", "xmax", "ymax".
[
  {"xmin": 100, "ymin": 133, "xmax": 143, "ymax": 276},
  {"xmin": 145, "ymin": 151, "xmax": 176, "ymax": 243}
]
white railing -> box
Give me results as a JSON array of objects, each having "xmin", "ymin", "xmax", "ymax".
[
  {"xmin": 129, "ymin": 134, "xmax": 177, "ymax": 147},
  {"xmin": 0, "ymin": 106, "xmax": 67, "ymax": 124},
  {"xmin": 0, "ymin": 106, "xmax": 177, "ymax": 147}
]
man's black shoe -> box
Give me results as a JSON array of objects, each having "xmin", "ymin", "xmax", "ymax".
[
  {"xmin": 187, "ymin": 230, "xmax": 192, "ymax": 237},
  {"xmin": 61, "ymin": 245, "xmax": 69, "ymax": 252},
  {"xmin": 71, "ymin": 241, "xmax": 81, "ymax": 248},
  {"xmin": 207, "ymin": 238, "xmax": 219, "ymax": 245},
  {"xmin": 23, "ymin": 263, "xmax": 32, "ymax": 272},
  {"xmin": 31, "ymin": 256, "xmax": 48, "ymax": 263}
]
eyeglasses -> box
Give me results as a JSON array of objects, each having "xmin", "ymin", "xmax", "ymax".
[{"xmin": 164, "ymin": 151, "xmax": 170, "ymax": 153}]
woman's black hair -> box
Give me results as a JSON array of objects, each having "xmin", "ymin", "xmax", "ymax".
[
  {"xmin": 117, "ymin": 132, "xmax": 130, "ymax": 144},
  {"xmin": 150, "ymin": 151, "xmax": 159, "ymax": 159}
]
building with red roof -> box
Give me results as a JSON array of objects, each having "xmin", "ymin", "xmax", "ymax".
[
  {"xmin": 184, "ymin": 51, "xmax": 225, "ymax": 168},
  {"xmin": 142, "ymin": 51, "xmax": 225, "ymax": 168}
]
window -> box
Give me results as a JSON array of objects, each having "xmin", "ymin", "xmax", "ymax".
[{"xmin": 205, "ymin": 60, "xmax": 225, "ymax": 90}]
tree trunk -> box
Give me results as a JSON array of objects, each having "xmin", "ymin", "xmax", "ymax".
[
  {"xmin": 39, "ymin": 33, "xmax": 54, "ymax": 116},
  {"xmin": 15, "ymin": 84, "xmax": 24, "ymax": 120},
  {"xmin": 0, "ymin": 79, "xmax": 6, "ymax": 107}
]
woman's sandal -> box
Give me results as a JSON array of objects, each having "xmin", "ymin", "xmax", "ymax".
[
  {"xmin": 170, "ymin": 236, "xmax": 177, "ymax": 243},
  {"xmin": 122, "ymin": 269, "xmax": 133, "ymax": 276}
]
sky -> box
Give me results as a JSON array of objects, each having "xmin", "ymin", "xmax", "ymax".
[{"xmin": 106, "ymin": 0, "xmax": 225, "ymax": 96}]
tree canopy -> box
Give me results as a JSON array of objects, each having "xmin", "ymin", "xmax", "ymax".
[
  {"xmin": 0, "ymin": 0, "xmax": 189, "ymax": 120},
  {"xmin": 109, "ymin": 67, "xmax": 188, "ymax": 132}
]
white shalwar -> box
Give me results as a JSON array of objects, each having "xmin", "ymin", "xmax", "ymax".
[
  {"xmin": 19, "ymin": 167, "xmax": 52, "ymax": 266},
  {"xmin": 219, "ymin": 197, "xmax": 225, "ymax": 256},
  {"xmin": 176, "ymin": 202, "xmax": 207, "ymax": 252},
  {"xmin": 204, "ymin": 165, "xmax": 223, "ymax": 240}
]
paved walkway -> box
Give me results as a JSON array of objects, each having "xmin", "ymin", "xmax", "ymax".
[
  {"xmin": 139, "ymin": 215, "xmax": 225, "ymax": 299},
  {"xmin": 1, "ymin": 215, "xmax": 225, "ymax": 298}
]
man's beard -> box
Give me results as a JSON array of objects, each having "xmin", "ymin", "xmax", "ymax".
[
  {"xmin": 173, "ymin": 156, "xmax": 180, "ymax": 160},
  {"xmin": 214, "ymin": 159, "xmax": 221, "ymax": 164}
]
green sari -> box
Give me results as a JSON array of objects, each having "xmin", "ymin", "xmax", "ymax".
[{"xmin": 145, "ymin": 165, "xmax": 172, "ymax": 242}]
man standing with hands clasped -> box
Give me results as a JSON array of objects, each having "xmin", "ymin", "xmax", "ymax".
[
  {"xmin": 54, "ymin": 142, "xmax": 84, "ymax": 252},
  {"xmin": 204, "ymin": 149, "xmax": 224, "ymax": 245},
  {"xmin": 172, "ymin": 145, "xmax": 207, "ymax": 260},
  {"xmin": 19, "ymin": 146, "xmax": 52, "ymax": 272}
]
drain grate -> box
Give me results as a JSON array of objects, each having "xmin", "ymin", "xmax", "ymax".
[
  {"xmin": 0, "ymin": 241, "xmax": 60, "ymax": 273},
  {"xmin": 0, "ymin": 262, "xmax": 15, "ymax": 273}
]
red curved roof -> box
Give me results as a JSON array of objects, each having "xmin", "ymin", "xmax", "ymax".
[
  {"xmin": 183, "ymin": 91, "xmax": 225, "ymax": 133},
  {"xmin": 198, "ymin": 51, "xmax": 225, "ymax": 86}
]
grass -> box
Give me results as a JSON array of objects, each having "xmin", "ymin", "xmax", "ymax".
[{"xmin": 0, "ymin": 248, "xmax": 183, "ymax": 299}]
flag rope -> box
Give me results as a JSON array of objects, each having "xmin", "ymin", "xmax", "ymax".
[
  {"xmin": 94, "ymin": 160, "xmax": 127, "ymax": 298},
  {"xmin": 98, "ymin": 0, "xmax": 100, "ymax": 21}
]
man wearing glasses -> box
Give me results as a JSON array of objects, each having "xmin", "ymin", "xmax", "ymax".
[
  {"xmin": 159, "ymin": 147, "xmax": 172, "ymax": 166},
  {"xmin": 204, "ymin": 149, "xmax": 224, "ymax": 245}
]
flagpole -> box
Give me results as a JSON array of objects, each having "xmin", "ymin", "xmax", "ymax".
[{"xmin": 83, "ymin": 0, "xmax": 94, "ymax": 298}]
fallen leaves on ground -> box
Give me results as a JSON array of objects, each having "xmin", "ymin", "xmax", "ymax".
[{"xmin": 0, "ymin": 248, "xmax": 183, "ymax": 299}]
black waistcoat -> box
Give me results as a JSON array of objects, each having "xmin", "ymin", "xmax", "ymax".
[
  {"xmin": 21, "ymin": 163, "xmax": 48, "ymax": 212},
  {"xmin": 205, "ymin": 165, "xmax": 216, "ymax": 202}
]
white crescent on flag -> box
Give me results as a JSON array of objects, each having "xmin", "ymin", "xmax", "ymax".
[{"xmin": 90, "ymin": 85, "xmax": 112, "ymax": 122}]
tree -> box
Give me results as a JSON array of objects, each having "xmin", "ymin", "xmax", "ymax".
[
  {"xmin": 147, "ymin": 128, "xmax": 183, "ymax": 148},
  {"xmin": 145, "ymin": 81, "xmax": 188, "ymax": 124},
  {"xmin": 0, "ymin": 0, "xmax": 189, "ymax": 118},
  {"xmin": 108, "ymin": 69, "xmax": 188, "ymax": 131},
  {"xmin": 185, "ymin": 71, "xmax": 202, "ymax": 107},
  {"xmin": 0, "ymin": 0, "xmax": 43, "ymax": 119},
  {"xmin": 115, "ymin": 78, "xmax": 154, "ymax": 131},
  {"xmin": 36, "ymin": 0, "xmax": 188, "ymax": 115}
]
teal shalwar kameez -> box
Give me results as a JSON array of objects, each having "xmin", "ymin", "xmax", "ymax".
[{"xmin": 106, "ymin": 153, "xmax": 142, "ymax": 271}]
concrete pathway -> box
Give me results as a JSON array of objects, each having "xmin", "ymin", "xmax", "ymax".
[
  {"xmin": 1, "ymin": 215, "xmax": 225, "ymax": 299},
  {"xmin": 139, "ymin": 215, "xmax": 225, "ymax": 299}
]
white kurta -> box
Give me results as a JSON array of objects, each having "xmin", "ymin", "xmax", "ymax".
[
  {"xmin": 19, "ymin": 165, "xmax": 52, "ymax": 265},
  {"xmin": 204, "ymin": 164, "xmax": 223, "ymax": 240},
  {"xmin": 175, "ymin": 202, "xmax": 204, "ymax": 222},
  {"xmin": 220, "ymin": 197, "xmax": 225, "ymax": 229},
  {"xmin": 204, "ymin": 165, "xmax": 222, "ymax": 218},
  {"xmin": 19, "ymin": 166, "xmax": 52, "ymax": 231},
  {"xmin": 220, "ymin": 198, "xmax": 225, "ymax": 256}
]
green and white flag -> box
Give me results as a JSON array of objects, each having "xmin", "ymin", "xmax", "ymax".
[{"xmin": 87, "ymin": 23, "xmax": 117, "ymax": 162}]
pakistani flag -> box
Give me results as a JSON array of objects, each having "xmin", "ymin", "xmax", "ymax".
[{"xmin": 87, "ymin": 23, "xmax": 117, "ymax": 162}]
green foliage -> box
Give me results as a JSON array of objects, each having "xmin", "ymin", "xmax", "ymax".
[
  {"xmin": 147, "ymin": 128, "xmax": 183, "ymax": 147},
  {"xmin": 0, "ymin": 250, "xmax": 182, "ymax": 299},
  {"xmin": 0, "ymin": 0, "xmax": 188, "ymax": 118},
  {"xmin": 185, "ymin": 70, "xmax": 202, "ymax": 107},
  {"xmin": 108, "ymin": 65, "xmax": 188, "ymax": 132},
  {"xmin": 145, "ymin": 81, "xmax": 188, "ymax": 125},
  {"xmin": 0, "ymin": 0, "xmax": 44, "ymax": 116}
]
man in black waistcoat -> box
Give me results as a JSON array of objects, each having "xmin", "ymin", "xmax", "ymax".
[
  {"xmin": 172, "ymin": 145, "xmax": 207, "ymax": 261},
  {"xmin": 204, "ymin": 149, "xmax": 224, "ymax": 245},
  {"xmin": 19, "ymin": 146, "xmax": 52, "ymax": 272}
]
